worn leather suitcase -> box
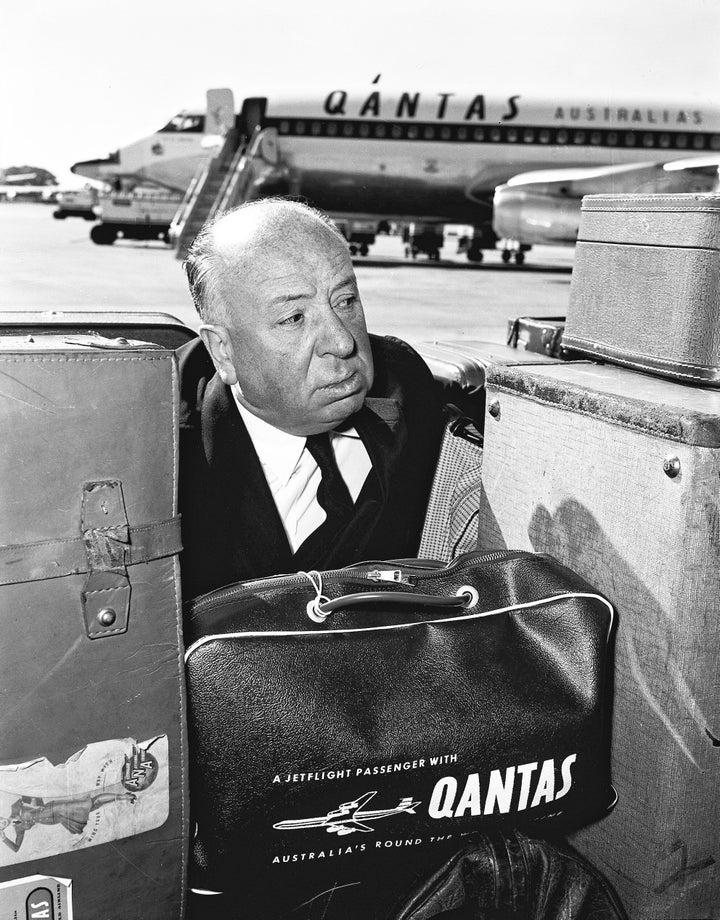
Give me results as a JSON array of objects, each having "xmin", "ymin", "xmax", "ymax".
[
  {"xmin": 476, "ymin": 360, "xmax": 720, "ymax": 918},
  {"xmin": 415, "ymin": 339, "xmax": 563, "ymax": 427},
  {"xmin": 0, "ymin": 335, "xmax": 188, "ymax": 919},
  {"xmin": 564, "ymin": 193, "xmax": 720, "ymax": 384}
]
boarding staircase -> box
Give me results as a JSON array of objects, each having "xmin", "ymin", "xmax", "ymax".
[{"xmin": 171, "ymin": 126, "xmax": 266, "ymax": 260}]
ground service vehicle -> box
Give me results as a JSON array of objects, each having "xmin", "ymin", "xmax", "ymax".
[
  {"xmin": 90, "ymin": 189, "xmax": 183, "ymax": 245},
  {"xmin": 53, "ymin": 187, "xmax": 99, "ymax": 220}
]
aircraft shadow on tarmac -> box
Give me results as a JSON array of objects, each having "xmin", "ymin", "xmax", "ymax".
[{"xmin": 353, "ymin": 257, "xmax": 573, "ymax": 275}]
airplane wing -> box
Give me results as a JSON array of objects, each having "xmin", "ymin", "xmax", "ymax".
[{"xmin": 331, "ymin": 791, "xmax": 377, "ymax": 816}]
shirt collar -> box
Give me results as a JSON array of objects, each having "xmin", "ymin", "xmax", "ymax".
[
  {"xmin": 233, "ymin": 388, "xmax": 306, "ymax": 487},
  {"xmin": 232, "ymin": 385, "xmax": 362, "ymax": 486}
]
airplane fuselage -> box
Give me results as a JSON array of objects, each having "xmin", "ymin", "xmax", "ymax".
[
  {"xmin": 256, "ymin": 91, "xmax": 720, "ymax": 222},
  {"xmin": 71, "ymin": 88, "xmax": 720, "ymax": 245}
]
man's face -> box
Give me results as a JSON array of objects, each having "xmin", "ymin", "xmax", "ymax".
[{"xmin": 217, "ymin": 227, "xmax": 374, "ymax": 435}]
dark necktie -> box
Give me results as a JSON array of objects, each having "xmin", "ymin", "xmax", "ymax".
[{"xmin": 305, "ymin": 433, "xmax": 354, "ymax": 528}]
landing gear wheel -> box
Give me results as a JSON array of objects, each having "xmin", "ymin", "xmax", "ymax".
[
  {"xmin": 502, "ymin": 250, "xmax": 512, "ymax": 264},
  {"xmin": 514, "ymin": 251, "xmax": 525, "ymax": 265},
  {"xmin": 359, "ymin": 243, "xmax": 369, "ymax": 256},
  {"xmin": 349, "ymin": 245, "xmax": 358, "ymax": 256},
  {"xmin": 467, "ymin": 247, "xmax": 484, "ymax": 263}
]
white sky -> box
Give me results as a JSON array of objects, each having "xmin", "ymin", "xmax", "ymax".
[{"xmin": 1, "ymin": 0, "xmax": 718, "ymax": 183}]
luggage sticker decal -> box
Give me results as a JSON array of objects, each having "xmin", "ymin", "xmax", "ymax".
[
  {"xmin": 0, "ymin": 736, "xmax": 169, "ymax": 866},
  {"xmin": 0, "ymin": 874, "xmax": 74, "ymax": 920}
]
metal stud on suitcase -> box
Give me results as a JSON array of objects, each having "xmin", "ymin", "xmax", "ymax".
[
  {"xmin": 0, "ymin": 335, "xmax": 188, "ymax": 919},
  {"xmin": 477, "ymin": 360, "xmax": 720, "ymax": 918}
]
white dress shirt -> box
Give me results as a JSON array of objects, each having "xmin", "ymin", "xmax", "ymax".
[{"xmin": 233, "ymin": 388, "xmax": 372, "ymax": 552}]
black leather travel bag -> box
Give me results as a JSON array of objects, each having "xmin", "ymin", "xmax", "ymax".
[{"xmin": 184, "ymin": 550, "xmax": 616, "ymax": 919}]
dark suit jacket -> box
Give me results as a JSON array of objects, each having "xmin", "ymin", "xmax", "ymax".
[{"xmin": 177, "ymin": 334, "xmax": 443, "ymax": 600}]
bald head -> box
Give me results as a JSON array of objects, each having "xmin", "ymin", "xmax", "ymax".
[
  {"xmin": 188, "ymin": 198, "xmax": 374, "ymax": 435},
  {"xmin": 184, "ymin": 199, "xmax": 347, "ymax": 324}
]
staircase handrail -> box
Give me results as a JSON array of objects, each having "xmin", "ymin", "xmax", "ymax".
[
  {"xmin": 169, "ymin": 128, "xmax": 242, "ymax": 243},
  {"xmin": 169, "ymin": 159, "xmax": 212, "ymax": 242},
  {"xmin": 208, "ymin": 139, "xmax": 250, "ymax": 222},
  {"xmin": 211, "ymin": 124, "xmax": 264, "ymax": 218}
]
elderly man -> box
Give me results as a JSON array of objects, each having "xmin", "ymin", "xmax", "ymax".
[{"xmin": 178, "ymin": 199, "xmax": 444, "ymax": 599}]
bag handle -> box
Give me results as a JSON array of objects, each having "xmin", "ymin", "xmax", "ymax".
[{"xmin": 301, "ymin": 572, "xmax": 479, "ymax": 624}]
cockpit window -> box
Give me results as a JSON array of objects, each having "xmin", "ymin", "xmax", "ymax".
[{"xmin": 158, "ymin": 114, "xmax": 205, "ymax": 133}]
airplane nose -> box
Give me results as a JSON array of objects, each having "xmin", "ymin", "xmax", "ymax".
[{"xmin": 71, "ymin": 151, "xmax": 120, "ymax": 179}]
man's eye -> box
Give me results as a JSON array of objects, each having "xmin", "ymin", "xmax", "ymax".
[
  {"xmin": 335, "ymin": 295, "xmax": 357, "ymax": 310},
  {"xmin": 279, "ymin": 313, "xmax": 303, "ymax": 326}
]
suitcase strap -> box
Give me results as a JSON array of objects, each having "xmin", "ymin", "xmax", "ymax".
[{"xmin": 0, "ymin": 480, "xmax": 182, "ymax": 639}]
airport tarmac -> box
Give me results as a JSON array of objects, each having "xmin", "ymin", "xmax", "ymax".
[{"xmin": 0, "ymin": 203, "xmax": 575, "ymax": 347}]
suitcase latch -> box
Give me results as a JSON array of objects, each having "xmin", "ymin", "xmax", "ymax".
[{"xmin": 81, "ymin": 480, "xmax": 131, "ymax": 639}]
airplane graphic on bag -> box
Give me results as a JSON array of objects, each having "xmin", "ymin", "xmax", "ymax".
[{"xmin": 272, "ymin": 791, "xmax": 420, "ymax": 835}]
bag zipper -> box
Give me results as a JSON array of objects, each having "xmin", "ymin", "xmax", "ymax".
[{"xmin": 189, "ymin": 550, "xmax": 529, "ymax": 615}]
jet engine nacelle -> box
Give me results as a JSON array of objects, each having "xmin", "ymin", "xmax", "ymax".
[
  {"xmin": 493, "ymin": 157, "xmax": 720, "ymax": 247},
  {"xmin": 492, "ymin": 185, "xmax": 581, "ymax": 246}
]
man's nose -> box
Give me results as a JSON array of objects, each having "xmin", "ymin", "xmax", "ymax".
[{"xmin": 317, "ymin": 307, "xmax": 356, "ymax": 357}]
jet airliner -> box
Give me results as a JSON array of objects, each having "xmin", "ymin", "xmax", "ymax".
[
  {"xmin": 71, "ymin": 85, "xmax": 720, "ymax": 261},
  {"xmin": 272, "ymin": 791, "xmax": 420, "ymax": 836}
]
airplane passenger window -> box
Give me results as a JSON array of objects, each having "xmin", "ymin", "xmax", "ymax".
[
  {"xmin": 556, "ymin": 129, "xmax": 568, "ymax": 143},
  {"xmin": 676, "ymin": 134, "xmax": 688, "ymax": 147},
  {"xmin": 327, "ymin": 123, "xmax": 338, "ymax": 135},
  {"xmin": 642, "ymin": 133, "xmax": 654, "ymax": 147},
  {"xmin": 573, "ymin": 131, "xmax": 585, "ymax": 144},
  {"xmin": 507, "ymin": 129, "xmax": 518, "ymax": 142},
  {"xmin": 374, "ymin": 124, "xmax": 386, "ymax": 137},
  {"xmin": 279, "ymin": 121, "xmax": 290, "ymax": 134},
  {"xmin": 407, "ymin": 126, "xmax": 418, "ymax": 139},
  {"xmin": 490, "ymin": 128, "xmax": 501, "ymax": 142},
  {"xmin": 693, "ymin": 134, "xmax": 706, "ymax": 149},
  {"xmin": 344, "ymin": 123, "xmax": 354, "ymax": 136},
  {"xmin": 424, "ymin": 126, "xmax": 435, "ymax": 140},
  {"xmin": 473, "ymin": 127, "xmax": 485, "ymax": 141},
  {"xmin": 359, "ymin": 124, "xmax": 369, "ymax": 137},
  {"xmin": 624, "ymin": 132, "xmax": 636, "ymax": 146},
  {"xmin": 296, "ymin": 121, "xmax": 306, "ymax": 134},
  {"xmin": 457, "ymin": 127, "xmax": 467, "ymax": 140},
  {"xmin": 539, "ymin": 129, "xmax": 550, "ymax": 143},
  {"xmin": 524, "ymin": 129, "xmax": 534, "ymax": 143},
  {"xmin": 659, "ymin": 133, "xmax": 671, "ymax": 147},
  {"xmin": 311, "ymin": 122, "xmax": 322, "ymax": 135},
  {"xmin": 591, "ymin": 131, "xmax": 602, "ymax": 145},
  {"xmin": 607, "ymin": 131, "xmax": 618, "ymax": 145},
  {"xmin": 392, "ymin": 125, "xmax": 402, "ymax": 138},
  {"xmin": 441, "ymin": 127, "xmax": 451, "ymax": 140},
  {"xmin": 711, "ymin": 135, "xmax": 720, "ymax": 150}
]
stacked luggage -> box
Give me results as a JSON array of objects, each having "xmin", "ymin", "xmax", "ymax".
[{"xmin": 475, "ymin": 193, "xmax": 720, "ymax": 917}]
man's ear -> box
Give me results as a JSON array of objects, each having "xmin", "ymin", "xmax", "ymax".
[{"xmin": 198, "ymin": 324, "xmax": 238, "ymax": 386}]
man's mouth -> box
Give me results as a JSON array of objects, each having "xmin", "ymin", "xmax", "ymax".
[{"xmin": 321, "ymin": 370, "xmax": 362, "ymax": 395}]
